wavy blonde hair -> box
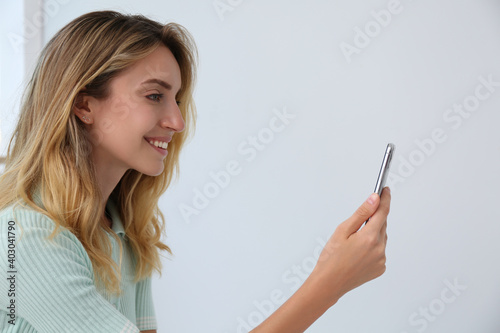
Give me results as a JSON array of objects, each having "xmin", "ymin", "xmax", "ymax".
[{"xmin": 0, "ymin": 11, "xmax": 197, "ymax": 295}]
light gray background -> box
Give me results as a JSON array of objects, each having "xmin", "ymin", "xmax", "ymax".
[{"xmin": 1, "ymin": 0, "xmax": 499, "ymax": 332}]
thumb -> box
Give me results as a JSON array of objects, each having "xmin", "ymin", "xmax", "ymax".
[{"xmin": 343, "ymin": 193, "xmax": 380, "ymax": 236}]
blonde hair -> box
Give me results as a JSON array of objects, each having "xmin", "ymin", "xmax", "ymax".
[{"xmin": 0, "ymin": 11, "xmax": 197, "ymax": 294}]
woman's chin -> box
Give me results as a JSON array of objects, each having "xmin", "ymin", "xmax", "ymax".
[{"xmin": 136, "ymin": 164, "xmax": 165, "ymax": 177}]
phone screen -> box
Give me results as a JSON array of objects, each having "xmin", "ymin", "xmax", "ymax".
[{"xmin": 373, "ymin": 143, "xmax": 395, "ymax": 196}]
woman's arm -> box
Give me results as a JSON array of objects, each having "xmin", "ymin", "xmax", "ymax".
[{"xmin": 251, "ymin": 188, "xmax": 390, "ymax": 333}]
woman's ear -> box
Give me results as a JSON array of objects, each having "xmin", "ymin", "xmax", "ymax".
[{"xmin": 73, "ymin": 93, "xmax": 94, "ymax": 124}]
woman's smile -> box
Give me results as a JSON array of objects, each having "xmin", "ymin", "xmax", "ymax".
[{"xmin": 144, "ymin": 136, "xmax": 171, "ymax": 156}]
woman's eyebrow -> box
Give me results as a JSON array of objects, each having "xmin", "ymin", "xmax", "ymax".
[{"xmin": 141, "ymin": 78, "xmax": 172, "ymax": 90}]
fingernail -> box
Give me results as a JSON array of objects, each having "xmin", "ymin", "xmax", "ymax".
[
  {"xmin": 367, "ymin": 193, "xmax": 377, "ymax": 205},
  {"xmin": 385, "ymin": 187, "xmax": 391, "ymax": 194}
]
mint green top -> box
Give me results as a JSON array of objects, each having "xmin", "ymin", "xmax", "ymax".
[{"xmin": 0, "ymin": 199, "xmax": 157, "ymax": 332}]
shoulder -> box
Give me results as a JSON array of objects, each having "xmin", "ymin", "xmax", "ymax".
[
  {"xmin": 0, "ymin": 206, "xmax": 141, "ymax": 333},
  {"xmin": 0, "ymin": 203, "xmax": 87, "ymax": 257},
  {"xmin": 1, "ymin": 203, "xmax": 56, "ymax": 229}
]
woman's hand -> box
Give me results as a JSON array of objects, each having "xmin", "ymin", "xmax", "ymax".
[
  {"xmin": 312, "ymin": 187, "xmax": 391, "ymax": 307},
  {"xmin": 251, "ymin": 188, "xmax": 391, "ymax": 333}
]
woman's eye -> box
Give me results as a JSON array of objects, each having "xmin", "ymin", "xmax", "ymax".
[
  {"xmin": 147, "ymin": 93, "xmax": 163, "ymax": 102},
  {"xmin": 176, "ymin": 100, "xmax": 181, "ymax": 106}
]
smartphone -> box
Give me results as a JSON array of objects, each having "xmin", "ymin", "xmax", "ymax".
[{"xmin": 373, "ymin": 143, "xmax": 395, "ymax": 196}]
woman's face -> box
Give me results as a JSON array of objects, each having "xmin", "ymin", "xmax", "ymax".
[{"xmin": 84, "ymin": 46, "xmax": 184, "ymax": 178}]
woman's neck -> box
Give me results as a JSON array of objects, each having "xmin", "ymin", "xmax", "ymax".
[{"xmin": 92, "ymin": 153, "xmax": 127, "ymax": 207}]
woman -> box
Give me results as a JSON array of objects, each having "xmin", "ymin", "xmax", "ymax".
[{"xmin": 0, "ymin": 10, "xmax": 390, "ymax": 333}]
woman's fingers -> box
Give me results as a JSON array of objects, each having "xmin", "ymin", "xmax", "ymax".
[
  {"xmin": 314, "ymin": 187, "xmax": 392, "ymax": 300},
  {"xmin": 339, "ymin": 193, "xmax": 380, "ymax": 237},
  {"xmin": 363, "ymin": 187, "xmax": 391, "ymax": 236}
]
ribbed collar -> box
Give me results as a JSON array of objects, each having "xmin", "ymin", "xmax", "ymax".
[
  {"xmin": 32, "ymin": 186, "xmax": 126, "ymax": 237},
  {"xmin": 105, "ymin": 198, "xmax": 125, "ymax": 237}
]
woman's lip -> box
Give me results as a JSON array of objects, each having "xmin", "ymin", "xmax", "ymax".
[
  {"xmin": 144, "ymin": 138, "xmax": 168, "ymax": 157},
  {"xmin": 144, "ymin": 136, "xmax": 172, "ymax": 143}
]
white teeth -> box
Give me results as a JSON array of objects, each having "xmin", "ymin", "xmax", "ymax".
[{"xmin": 148, "ymin": 139, "xmax": 168, "ymax": 150}]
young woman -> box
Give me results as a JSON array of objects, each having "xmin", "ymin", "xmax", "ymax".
[{"xmin": 0, "ymin": 11, "xmax": 390, "ymax": 333}]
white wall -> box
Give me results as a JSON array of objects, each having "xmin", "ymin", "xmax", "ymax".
[
  {"xmin": 0, "ymin": 0, "xmax": 44, "ymax": 171},
  {"xmin": 4, "ymin": 0, "xmax": 500, "ymax": 332},
  {"xmin": 0, "ymin": 1, "xmax": 25, "ymax": 171}
]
